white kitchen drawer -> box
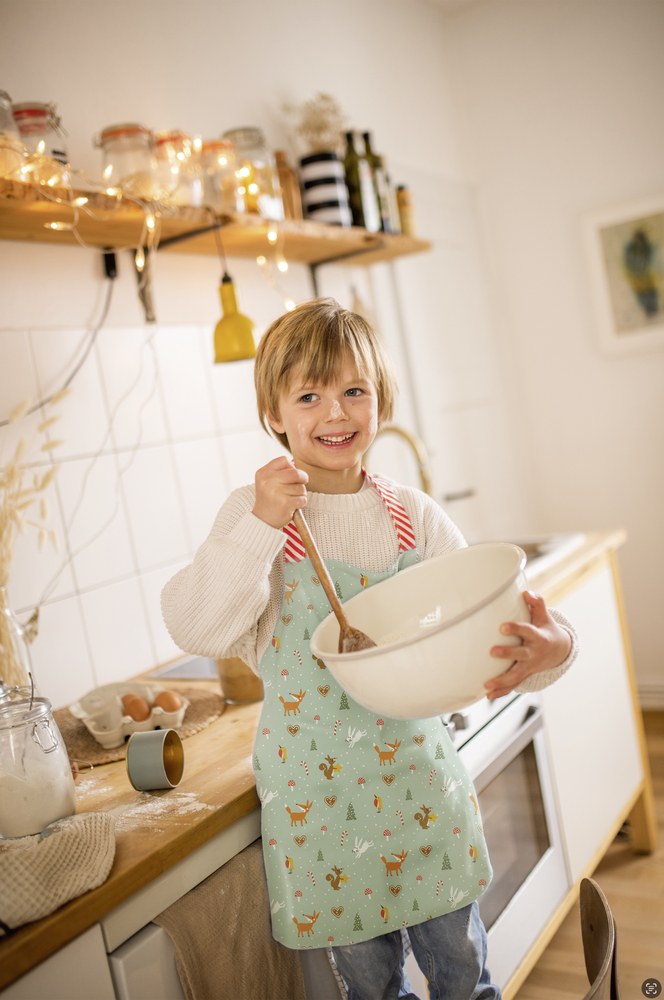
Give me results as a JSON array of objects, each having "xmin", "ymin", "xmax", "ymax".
[
  {"xmin": 108, "ymin": 923, "xmax": 185, "ymax": 1000},
  {"xmin": 0, "ymin": 925, "xmax": 115, "ymax": 1000}
]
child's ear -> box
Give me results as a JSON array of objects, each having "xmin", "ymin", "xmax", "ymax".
[{"xmin": 267, "ymin": 411, "xmax": 285, "ymax": 435}]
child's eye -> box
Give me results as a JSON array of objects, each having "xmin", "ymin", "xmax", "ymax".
[
  {"xmin": 299, "ymin": 393, "xmax": 318, "ymax": 403},
  {"xmin": 345, "ymin": 388, "xmax": 363, "ymax": 397}
]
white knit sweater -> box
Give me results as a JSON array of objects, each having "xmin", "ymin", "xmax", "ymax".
[{"xmin": 161, "ymin": 478, "xmax": 578, "ymax": 689}]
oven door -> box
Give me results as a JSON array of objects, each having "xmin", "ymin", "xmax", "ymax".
[{"xmin": 458, "ymin": 694, "xmax": 569, "ymax": 989}]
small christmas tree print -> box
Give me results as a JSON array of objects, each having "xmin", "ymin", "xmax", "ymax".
[
  {"xmin": 335, "ymin": 581, "xmax": 344, "ymax": 601},
  {"xmin": 435, "ymin": 741, "xmax": 445, "ymax": 760},
  {"xmin": 254, "ymin": 754, "xmax": 261, "ymax": 771},
  {"xmin": 405, "ymin": 787, "xmax": 412, "ymax": 801},
  {"xmin": 413, "ymin": 899, "xmax": 419, "ymax": 912},
  {"xmin": 317, "ymin": 849, "xmax": 324, "ymax": 862},
  {"xmin": 303, "ymin": 627, "xmax": 310, "ymax": 641},
  {"xmin": 310, "ymin": 738, "xmax": 317, "ymax": 751},
  {"xmin": 346, "ymin": 801, "xmax": 357, "ymax": 821},
  {"xmin": 340, "ymin": 691, "xmax": 350, "ymax": 710},
  {"xmin": 353, "ymin": 913, "xmax": 363, "ymax": 932},
  {"xmin": 441, "ymin": 851, "xmax": 452, "ymax": 871}
]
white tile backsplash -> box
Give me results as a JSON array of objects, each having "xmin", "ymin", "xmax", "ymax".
[
  {"xmin": 171, "ymin": 438, "xmax": 228, "ymax": 548},
  {"xmin": 29, "ymin": 595, "xmax": 97, "ymax": 710},
  {"xmin": 78, "ymin": 576, "xmax": 155, "ymax": 687},
  {"xmin": 119, "ymin": 443, "xmax": 191, "ymax": 572},
  {"xmin": 155, "ymin": 326, "xmax": 217, "ymax": 441},
  {"xmin": 57, "ymin": 454, "xmax": 136, "ymax": 592},
  {"xmin": 207, "ymin": 355, "xmax": 262, "ymax": 432},
  {"xmin": 29, "ymin": 328, "xmax": 112, "ymax": 460},
  {"xmin": 95, "ymin": 326, "xmax": 168, "ymax": 449}
]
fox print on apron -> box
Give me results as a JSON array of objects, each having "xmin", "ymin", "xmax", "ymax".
[{"xmin": 253, "ymin": 472, "xmax": 491, "ymax": 949}]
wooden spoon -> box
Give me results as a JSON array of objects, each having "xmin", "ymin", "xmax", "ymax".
[{"xmin": 293, "ymin": 509, "xmax": 377, "ymax": 654}]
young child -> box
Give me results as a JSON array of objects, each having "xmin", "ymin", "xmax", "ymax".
[{"xmin": 162, "ymin": 299, "xmax": 577, "ymax": 1000}]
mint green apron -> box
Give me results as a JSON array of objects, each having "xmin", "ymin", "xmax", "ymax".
[{"xmin": 253, "ymin": 475, "xmax": 491, "ymax": 949}]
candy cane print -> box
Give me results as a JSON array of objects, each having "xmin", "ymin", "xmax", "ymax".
[
  {"xmin": 429, "ymin": 769, "xmax": 436, "ymax": 786},
  {"xmin": 300, "ymin": 760, "xmax": 309, "ymax": 776},
  {"xmin": 294, "ymin": 650, "xmax": 303, "ymax": 667},
  {"xmin": 436, "ymin": 881, "xmax": 444, "ymax": 896},
  {"xmin": 334, "ymin": 719, "xmax": 341, "ymax": 737},
  {"xmin": 307, "ymin": 871, "xmax": 316, "ymax": 887},
  {"xmin": 341, "ymin": 830, "xmax": 348, "ymax": 847},
  {"xmin": 396, "ymin": 810, "xmax": 404, "ymax": 826}
]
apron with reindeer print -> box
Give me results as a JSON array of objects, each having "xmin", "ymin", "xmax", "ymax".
[{"xmin": 253, "ymin": 472, "xmax": 492, "ymax": 950}]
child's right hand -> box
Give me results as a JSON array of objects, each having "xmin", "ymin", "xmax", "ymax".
[{"xmin": 252, "ymin": 457, "xmax": 309, "ymax": 529}]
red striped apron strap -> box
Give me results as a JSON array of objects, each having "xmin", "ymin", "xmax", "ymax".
[{"xmin": 282, "ymin": 469, "xmax": 417, "ymax": 562}]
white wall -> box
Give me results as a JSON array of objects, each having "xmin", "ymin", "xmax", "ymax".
[
  {"xmin": 442, "ymin": 0, "xmax": 664, "ymax": 701},
  {"xmin": 1, "ymin": 1, "xmax": 527, "ymax": 708}
]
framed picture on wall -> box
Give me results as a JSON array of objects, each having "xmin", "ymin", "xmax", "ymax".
[{"xmin": 583, "ymin": 194, "xmax": 664, "ymax": 355}]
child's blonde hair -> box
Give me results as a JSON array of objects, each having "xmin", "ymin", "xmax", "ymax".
[{"xmin": 254, "ymin": 298, "xmax": 398, "ymax": 451}]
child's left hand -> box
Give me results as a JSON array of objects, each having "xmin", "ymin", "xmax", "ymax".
[{"xmin": 484, "ymin": 591, "xmax": 572, "ymax": 700}]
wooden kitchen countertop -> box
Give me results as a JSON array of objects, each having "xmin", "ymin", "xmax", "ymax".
[
  {"xmin": 0, "ymin": 529, "xmax": 626, "ymax": 991},
  {"xmin": 0, "ymin": 691, "xmax": 263, "ymax": 990}
]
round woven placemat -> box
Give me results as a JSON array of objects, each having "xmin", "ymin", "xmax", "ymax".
[{"xmin": 54, "ymin": 688, "xmax": 226, "ymax": 766}]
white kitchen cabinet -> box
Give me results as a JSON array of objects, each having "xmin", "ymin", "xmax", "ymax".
[
  {"xmin": 539, "ymin": 563, "xmax": 643, "ymax": 884},
  {"xmin": 0, "ymin": 924, "xmax": 115, "ymax": 1000}
]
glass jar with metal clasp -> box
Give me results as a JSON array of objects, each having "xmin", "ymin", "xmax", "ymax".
[
  {"xmin": 154, "ymin": 130, "xmax": 204, "ymax": 207},
  {"xmin": 0, "ymin": 692, "xmax": 76, "ymax": 839},
  {"xmin": 95, "ymin": 122, "xmax": 159, "ymax": 200},
  {"xmin": 222, "ymin": 127, "xmax": 283, "ymax": 220},
  {"xmin": 0, "ymin": 90, "xmax": 23, "ymax": 179},
  {"xmin": 199, "ymin": 138, "xmax": 238, "ymax": 213},
  {"xmin": 12, "ymin": 101, "xmax": 69, "ymax": 187}
]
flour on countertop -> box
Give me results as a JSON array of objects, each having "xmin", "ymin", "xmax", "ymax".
[{"xmin": 109, "ymin": 791, "xmax": 215, "ymax": 832}]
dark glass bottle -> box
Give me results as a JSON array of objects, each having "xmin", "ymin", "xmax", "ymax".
[
  {"xmin": 343, "ymin": 132, "xmax": 380, "ymax": 232},
  {"xmin": 362, "ymin": 132, "xmax": 394, "ymax": 234}
]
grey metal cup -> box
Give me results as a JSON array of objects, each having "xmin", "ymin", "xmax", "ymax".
[{"xmin": 126, "ymin": 729, "xmax": 184, "ymax": 790}]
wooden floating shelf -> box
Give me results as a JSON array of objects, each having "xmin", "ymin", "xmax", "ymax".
[{"xmin": 0, "ymin": 178, "xmax": 431, "ymax": 267}]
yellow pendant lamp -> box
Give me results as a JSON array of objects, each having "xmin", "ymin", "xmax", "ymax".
[{"xmin": 214, "ymin": 273, "xmax": 256, "ymax": 363}]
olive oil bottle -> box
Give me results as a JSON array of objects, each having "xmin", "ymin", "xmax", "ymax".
[
  {"xmin": 362, "ymin": 132, "xmax": 394, "ymax": 234},
  {"xmin": 343, "ymin": 131, "xmax": 380, "ymax": 232}
]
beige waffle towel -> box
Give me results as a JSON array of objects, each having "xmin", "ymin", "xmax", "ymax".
[
  {"xmin": 0, "ymin": 812, "xmax": 115, "ymax": 933},
  {"xmin": 154, "ymin": 838, "xmax": 306, "ymax": 1000}
]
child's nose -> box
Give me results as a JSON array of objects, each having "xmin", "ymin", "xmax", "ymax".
[{"xmin": 325, "ymin": 399, "xmax": 348, "ymax": 422}]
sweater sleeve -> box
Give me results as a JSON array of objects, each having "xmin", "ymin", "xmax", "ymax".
[{"xmin": 160, "ymin": 486, "xmax": 285, "ymax": 671}]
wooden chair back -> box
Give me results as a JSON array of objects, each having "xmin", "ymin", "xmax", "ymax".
[{"xmin": 580, "ymin": 877, "xmax": 621, "ymax": 1000}]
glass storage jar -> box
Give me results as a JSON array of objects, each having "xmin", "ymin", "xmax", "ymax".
[
  {"xmin": 0, "ymin": 694, "xmax": 76, "ymax": 839},
  {"xmin": 12, "ymin": 101, "xmax": 69, "ymax": 187},
  {"xmin": 154, "ymin": 130, "xmax": 203, "ymax": 207},
  {"xmin": 200, "ymin": 139, "xmax": 238, "ymax": 212},
  {"xmin": 0, "ymin": 90, "xmax": 23, "ymax": 179},
  {"xmin": 222, "ymin": 127, "xmax": 283, "ymax": 220},
  {"xmin": 95, "ymin": 122, "xmax": 159, "ymax": 200}
]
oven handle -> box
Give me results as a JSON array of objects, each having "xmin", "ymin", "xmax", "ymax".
[{"xmin": 472, "ymin": 706, "xmax": 544, "ymax": 795}]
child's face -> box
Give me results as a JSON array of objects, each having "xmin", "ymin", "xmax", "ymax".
[{"xmin": 270, "ymin": 356, "xmax": 379, "ymax": 478}]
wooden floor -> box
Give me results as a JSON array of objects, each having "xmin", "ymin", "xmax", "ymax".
[{"xmin": 514, "ymin": 711, "xmax": 664, "ymax": 1000}]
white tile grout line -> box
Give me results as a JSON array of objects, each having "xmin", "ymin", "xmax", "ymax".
[
  {"xmin": 93, "ymin": 327, "xmax": 162, "ymax": 667},
  {"xmin": 24, "ymin": 328, "xmax": 100, "ymax": 688},
  {"xmin": 14, "ymin": 553, "xmax": 193, "ymax": 616}
]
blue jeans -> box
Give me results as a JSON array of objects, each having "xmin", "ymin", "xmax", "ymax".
[{"xmin": 331, "ymin": 902, "xmax": 501, "ymax": 1000}]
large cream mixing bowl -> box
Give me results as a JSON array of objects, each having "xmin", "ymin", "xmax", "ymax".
[{"xmin": 310, "ymin": 542, "xmax": 529, "ymax": 718}]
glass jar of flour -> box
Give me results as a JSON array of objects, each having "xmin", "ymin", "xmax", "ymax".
[{"xmin": 0, "ymin": 694, "xmax": 76, "ymax": 839}]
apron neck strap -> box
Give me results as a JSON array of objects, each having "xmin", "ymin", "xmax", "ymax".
[{"xmin": 282, "ymin": 468, "xmax": 416, "ymax": 564}]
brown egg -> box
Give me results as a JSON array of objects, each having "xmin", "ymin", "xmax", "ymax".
[
  {"xmin": 153, "ymin": 690, "xmax": 183, "ymax": 713},
  {"xmin": 125, "ymin": 696, "xmax": 151, "ymax": 722},
  {"xmin": 121, "ymin": 693, "xmax": 139, "ymax": 709}
]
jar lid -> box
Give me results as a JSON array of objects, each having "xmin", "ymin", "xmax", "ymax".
[
  {"xmin": 99, "ymin": 122, "xmax": 152, "ymax": 142},
  {"xmin": 154, "ymin": 129, "xmax": 192, "ymax": 147},
  {"xmin": 12, "ymin": 102, "xmax": 52, "ymax": 119},
  {"xmin": 200, "ymin": 139, "xmax": 235, "ymax": 154},
  {"xmin": 0, "ymin": 695, "xmax": 52, "ymax": 731},
  {"xmin": 222, "ymin": 127, "xmax": 265, "ymax": 147}
]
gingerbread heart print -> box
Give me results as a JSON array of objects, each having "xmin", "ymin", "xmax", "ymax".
[{"xmin": 388, "ymin": 885, "xmax": 402, "ymax": 897}]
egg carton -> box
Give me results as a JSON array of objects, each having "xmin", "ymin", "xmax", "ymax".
[{"xmin": 69, "ymin": 682, "xmax": 189, "ymax": 750}]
